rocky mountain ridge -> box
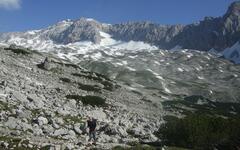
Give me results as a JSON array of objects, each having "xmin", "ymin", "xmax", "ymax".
[
  {"xmin": 1, "ymin": 1, "xmax": 239, "ymax": 49},
  {"xmin": 1, "ymin": 2, "xmax": 240, "ymax": 63}
]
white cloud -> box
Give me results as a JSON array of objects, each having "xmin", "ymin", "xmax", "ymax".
[{"xmin": 0, "ymin": 0, "xmax": 21, "ymax": 10}]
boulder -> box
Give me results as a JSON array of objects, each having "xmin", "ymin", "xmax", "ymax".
[
  {"xmin": 37, "ymin": 116, "xmax": 48, "ymax": 126},
  {"xmin": 32, "ymin": 127, "xmax": 43, "ymax": 136},
  {"xmin": 42, "ymin": 125, "xmax": 54, "ymax": 134},
  {"xmin": 62, "ymin": 130, "xmax": 76, "ymax": 140},
  {"xmin": 53, "ymin": 128, "xmax": 68, "ymax": 136},
  {"xmin": 11, "ymin": 91, "xmax": 28, "ymax": 103},
  {"xmin": 38, "ymin": 57, "xmax": 53, "ymax": 70},
  {"xmin": 73, "ymin": 123, "xmax": 82, "ymax": 135},
  {"xmin": 1, "ymin": 142, "xmax": 9, "ymax": 148},
  {"xmin": 118, "ymin": 127, "xmax": 128, "ymax": 138},
  {"xmin": 27, "ymin": 94, "xmax": 44, "ymax": 109},
  {"xmin": 65, "ymin": 143, "xmax": 75, "ymax": 150},
  {"xmin": 4, "ymin": 117, "xmax": 19, "ymax": 129},
  {"xmin": 86, "ymin": 109, "xmax": 107, "ymax": 121}
]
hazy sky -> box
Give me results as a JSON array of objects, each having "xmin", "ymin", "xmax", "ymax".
[{"xmin": 0, "ymin": 0, "xmax": 237, "ymax": 32}]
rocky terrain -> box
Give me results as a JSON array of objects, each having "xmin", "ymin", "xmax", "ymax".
[
  {"xmin": 0, "ymin": 44, "xmax": 240, "ymax": 149},
  {"xmin": 0, "ymin": 46, "xmax": 163, "ymax": 149},
  {"xmin": 0, "ymin": 1, "xmax": 240, "ymax": 150}
]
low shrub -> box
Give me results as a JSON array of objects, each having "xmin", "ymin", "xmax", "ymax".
[
  {"xmin": 59, "ymin": 77, "xmax": 71, "ymax": 83},
  {"xmin": 66, "ymin": 95, "xmax": 106, "ymax": 106},
  {"xmin": 112, "ymin": 144, "xmax": 156, "ymax": 150},
  {"xmin": 62, "ymin": 115, "xmax": 84, "ymax": 124},
  {"xmin": 0, "ymin": 136, "xmax": 34, "ymax": 150},
  {"xmin": 4, "ymin": 47, "xmax": 31, "ymax": 55},
  {"xmin": 78, "ymin": 83, "xmax": 101, "ymax": 92},
  {"xmin": 72, "ymin": 73, "xmax": 116, "ymax": 91},
  {"xmin": 49, "ymin": 67, "xmax": 63, "ymax": 74},
  {"xmin": 156, "ymin": 114, "xmax": 240, "ymax": 149}
]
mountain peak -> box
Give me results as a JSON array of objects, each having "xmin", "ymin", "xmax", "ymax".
[{"xmin": 225, "ymin": 1, "xmax": 240, "ymax": 17}]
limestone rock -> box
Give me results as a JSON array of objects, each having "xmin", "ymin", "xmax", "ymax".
[{"xmin": 37, "ymin": 116, "xmax": 48, "ymax": 126}]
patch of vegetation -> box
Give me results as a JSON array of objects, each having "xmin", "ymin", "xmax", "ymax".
[
  {"xmin": 162, "ymin": 95, "xmax": 240, "ymax": 117},
  {"xmin": 156, "ymin": 114, "xmax": 240, "ymax": 149},
  {"xmin": 4, "ymin": 47, "xmax": 31, "ymax": 55},
  {"xmin": 113, "ymin": 144, "xmax": 156, "ymax": 150},
  {"xmin": 62, "ymin": 115, "xmax": 84, "ymax": 124},
  {"xmin": 31, "ymin": 109, "xmax": 41, "ymax": 117},
  {"xmin": 59, "ymin": 77, "xmax": 71, "ymax": 83},
  {"xmin": 78, "ymin": 83, "xmax": 101, "ymax": 93},
  {"xmin": 81, "ymin": 96, "xmax": 106, "ymax": 107},
  {"xmin": 131, "ymin": 90, "xmax": 143, "ymax": 96},
  {"xmin": 0, "ymin": 101, "xmax": 15, "ymax": 111},
  {"xmin": 102, "ymin": 80, "xmax": 115, "ymax": 91},
  {"xmin": 0, "ymin": 101, "xmax": 10, "ymax": 111},
  {"xmin": 64, "ymin": 63, "xmax": 80, "ymax": 69},
  {"xmin": 127, "ymin": 141, "xmax": 140, "ymax": 146},
  {"xmin": 164, "ymin": 147, "xmax": 189, "ymax": 150},
  {"xmin": 0, "ymin": 136, "xmax": 36, "ymax": 150},
  {"xmin": 141, "ymin": 97, "xmax": 152, "ymax": 103},
  {"xmin": 66, "ymin": 95, "xmax": 106, "ymax": 106},
  {"xmin": 49, "ymin": 67, "xmax": 63, "ymax": 74},
  {"xmin": 50, "ymin": 60, "xmax": 81, "ymax": 70},
  {"xmin": 81, "ymin": 71, "xmax": 112, "ymax": 81},
  {"xmin": 40, "ymin": 145, "xmax": 52, "ymax": 150},
  {"xmin": 72, "ymin": 72, "xmax": 117, "ymax": 91}
]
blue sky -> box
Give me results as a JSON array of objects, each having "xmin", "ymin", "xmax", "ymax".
[{"xmin": 0, "ymin": 0, "xmax": 237, "ymax": 32}]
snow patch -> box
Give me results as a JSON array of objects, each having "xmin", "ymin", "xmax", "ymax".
[
  {"xmin": 162, "ymin": 82, "xmax": 171, "ymax": 93},
  {"xmin": 177, "ymin": 68, "xmax": 184, "ymax": 72},
  {"xmin": 128, "ymin": 55, "xmax": 138, "ymax": 59},
  {"xmin": 91, "ymin": 52, "xmax": 102, "ymax": 60},
  {"xmin": 86, "ymin": 18, "xmax": 95, "ymax": 22},
  {"xmin": 0, "ymin": 30, "xmax": 159, "ymax": 63},
  {"xmin": 126, "ymin": 66, "xmax": 136, "ymax": 71}
]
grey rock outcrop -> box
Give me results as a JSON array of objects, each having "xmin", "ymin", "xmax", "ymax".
[{"xmin": 48, "ymin": 18, "xmax": 106, "ymax": 44}]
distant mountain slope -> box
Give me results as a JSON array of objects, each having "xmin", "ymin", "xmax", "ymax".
[
  {"xmin": 109, "ymin": 1, "xmax": 240, "ymax": 52},
  {"xmin": 0, "ymin": 1, "xmax": 240, "ymax": 64}
]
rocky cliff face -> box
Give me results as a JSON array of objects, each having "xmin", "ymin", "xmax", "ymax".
[
  {"xmin": 48, "ymin": 18, "xmax": 108, "ymax": 44},
  {"xmin": 108, "ymin": 22, "xmax": 184, "ymax": 49},
  {"xmin": 109, "ymin": 1, "xmax": 240, "ymax": 51}
]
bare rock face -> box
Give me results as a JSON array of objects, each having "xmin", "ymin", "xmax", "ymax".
[
  {"xmin": 108, "ymin": 22, "xmax": 184, "ymax": 49},
  {"xmin": 48, "ymin": 18, "xmax": 105, "ymax": 44},
  {"xmin": 109, "ymin": 1, "xmax": 240, "ymax": 51}
]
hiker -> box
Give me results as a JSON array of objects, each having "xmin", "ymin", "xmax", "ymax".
[{"xmin": 87, "ymin": 117, "xmax": 97, "ymax": 143}]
